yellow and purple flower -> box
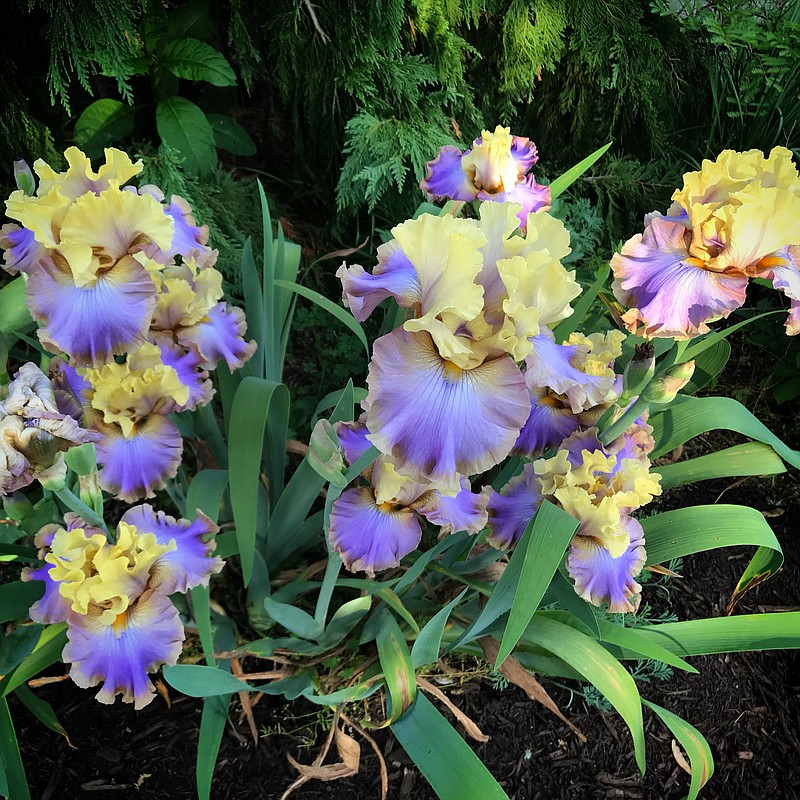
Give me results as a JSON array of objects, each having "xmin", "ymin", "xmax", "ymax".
[
  {"xmin": 612, "ymin": 147, "xmax": 800, "ymax": 339},
  {"xmin": 338, "ymin": 203, "xmax": 580, "ymax": 490},
  {"xmin": 421, "ymin": 126, "xmax": 551, "ymax": 228},
  {"xmin": 23, "ymin": 506, "xmax": 222, "ymax": 709}
]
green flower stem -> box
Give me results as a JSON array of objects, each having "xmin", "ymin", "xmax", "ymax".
[
  {"xmin": 598, "ymin": 395, "xmax": 650, "ymax": 445},
  {"xmin": 55, "ymin": 486, "xmax": 108, "ymax": 533}
]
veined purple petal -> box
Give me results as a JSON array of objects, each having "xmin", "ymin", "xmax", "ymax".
[
  {"xmin": 63, "ymin": 592, "xmax": 184, "ymax": 709},
  {"xmin": 26, "ymin": 255, "xmax": 157, "ymax": 365},
  {"xmin": 483, "ymin": 463, "xmax": 543, "ymax": 549},
  {"xmin": 49, "ymin": 359, "xmax": 91, "ymax": 420},
  {"xmin": 509, "ymin": 135, "xmax": 539, "ymax": 173},
  {"xmin": 414, "ymin": 475, "xmax": 489, "ymax": 536},
  {"xmin": 329, "ymin": 486, "xmax": 422, "ymax": 576},
  {"xmin": 23, "ymin": 563, "xmax": 71, "ymax": 624},
  {"xmin": 512, "ymin": 388, "xmax": 580, "ymax": 458},
  {"xmin": 177, "ymin": 303, "xmax": 256, "ymax": 370},
  {"xmin": 420, "ymin": 146, "xmax": 477, "ymax": 202},
  {"xmin": 478, "ymin": 176, "xmax": 551, "ymax": 229},
  {"xmin": 337, "ymin": 246, "xmax": 420, "ymax": 322},
  {"xmin": 567, "ymin": 515, "xmax": 646, "ymax": 613},
  {"xmin": 94, "ymin": 414, "xmax": 183, "ymax": 503},
  {"xmin": 334, "ymin": 418, "xmax": 372, "ymax": 466},
  {"xmin": 0, "ymin": 224, "xmax": 47, "ymax": 275},
  {"xmin": 145, "ymin": 195, "xmax": 217, "ymax": 267},
  {"xmin": 120, "ymin": 504, "xmax": 222, "ymax": 594},
  {"xmin": 612, "ymin": 216, "xmax": 749, "ymax": 339},
  {"xmin": 366, "ymin": 329, "xmax": 530, "ymax": 484},
  {"xmin": 758, "ymin": 245, "xmax": 800, "ymax": 335}
]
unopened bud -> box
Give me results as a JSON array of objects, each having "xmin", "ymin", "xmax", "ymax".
[
  {"xmin": 13, "ymin": 159, "xmax": 35, "ymax": 196},
  {"xmin": 621, "ymin": 342, "xmax": 655, "ymax": 401},
  {"xmin": 307, "ymin": 419, "xmax": 348, "ymax": 488},
  {"xmin": 65, "ymin": 442, "xmax": 98, "ymax": 476},
  {"xmin": 643, "ymin": 360, "xmax": 695, "ymax": 404},
  {"xmin": 3, "ymin": 491, "xmax": 34, "ymax": 521}
]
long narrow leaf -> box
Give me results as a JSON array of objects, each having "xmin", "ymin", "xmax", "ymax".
[
  {"xmin": 411, "ymin": 589, "xmax": 467, "ymax": 668},
  {"xmin": 553, "ymin": 263, "xmax": 611, "ymax": 341},
  {"xmin": 240, "ymin": 238, "xmax": 266, "ymax": 380},
  {"xmin": 197, "ymin": 695, "xmax": 230, "ymax": 800},
  {"xmin": 0, "ymin": 624, "xmax": 67, "ymax": 697},
  {"xmin": 549, "ymin": 142, "xmax": 612, "ymax": 199},
  {"xmin": 392, "ymin": 693, "xmax": 510, "ymax": 800},
  {"xmin": 376, "ymin": 614, "xmax": 416, "ymax": 724},
  {"xmin": 0, "ymin": 698, "xmax": 29, "ymax": 800}
]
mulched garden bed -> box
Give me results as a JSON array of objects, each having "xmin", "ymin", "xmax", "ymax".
[{"xmin": 12, "ymin": 466, "xmax": 800, "ymax": 800}]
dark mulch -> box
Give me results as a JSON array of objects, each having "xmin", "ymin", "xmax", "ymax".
[{"xmin": 12, "ymin": 466, "xmax": 800, "ymax": 800}]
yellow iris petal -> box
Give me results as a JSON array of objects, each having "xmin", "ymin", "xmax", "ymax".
[{"xmin": 461, "ymin": 126, "xmax": 520, "ymax": 194}]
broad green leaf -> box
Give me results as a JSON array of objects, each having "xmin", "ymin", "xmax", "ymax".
[
  {"xmin": 549, "ymin": 142, "xmax": 612, "ymax": 199},
  {"xmin": 626, "ymin": 612, "xmax": 800, "ymax": 657},
  {"xmin": 166, "ymin": 0, "xmax": 214, "ymax": 40},
  {"xmin": 319, "ymin": 595, "xmax": 372, "ymax": 648},
  {"xmin": 206, "ymin": 113, "xmax": 256, "ymax": 156},
  {"xmin": 240, "ymin": 238, "xmax": 266, "ymax": 379},
  {"xmin": 0, "ymin": 626, "xmax": 42, "ymax": 675},
  {"xmin": 642, "ymin": 504, "xmax": 783, "ymax": 596},
  {"xmin": 156, "ymin": 97, "xmax": 216, "ymax": 175},
  {"xmin": 643, "ymin": 700, "xmax": 713, "ymax": 800},
  {"xmin": 0, "ymin": 624, "xmax": 67, "ymax": 697},
  {"xmin": 160, "ymin": 38, "xmax": 236, "ymax": 86},
  {"xmin": 590, "ymin": 618, "xmax": 697, "ymax": 673},
  {"xmin": 525, "ymin": 616, "xmax": 646, "ymax": 772},
  {"xmin": 228, "ymin": 376, "xmax": 289, "ymax": 585},
  {"xmin": 0, "ymin": 699, "xmax": 29, "ymax": 800},
  {"xmin": 392, "ymin": 693, "xmax": 509, "ymax": 800},
  {"xmin": 303, "ymin": 678, "xmax": 382, "ymax": 706},
  {"xmin": 185, "ymin": 468, "xmax": 229, "ymax": 522},
  {"xmin": 274, "ymin": 279, "xmax": 370, "ymax": 359},
  {"xmin": 375, "ymin": 588, "xmax": 420, "ymax": 634},
  {"xmin": 394, "ymin": 531, "xmax": 471, "ymax": 594},
  {"xmin": 197, "ymin": 695, "xmax": 229, "ymax": 800},
  {"xmin": 263, "ymin": 596, "xmax": 323, "ymax": 641},
  {"xmin": 0, "ymin": 581, "xmax": 43, "ymax": 625},
  {"xmin": 681, "ymin": 339, "xmax": 729, "ymax": 394},
  {"xmin": 649, "ymin": 396, "xmax": 800, "ymax": 468},
  {"xmin": 546, "ymin": 570, "xmax": 601, "ymax": 639},
  {"xmin": 312, "ymin": 385, "xmax": 368, "ymax": 427},
  {"xmin": 553, "ymin": 263, "xmax": 611, "ymax": 341},
  {"xmin": 0, "ymin": 544, "xmax": 36, "ymax": 563},
  {"xmin": 657, "ymin": 442, "xmax": 786, "ymax": 489},
  {"xmin": 13, "ymin": 684, "xmax": 69, "ymax": 741},
  {"xmin": 680, "ymin": 310, "xmax": 782, "ymax": 363},
  {"xmin": 164, "ymin": 664, "xmax": 252, "ymax": 696},
  {"xmin": 376, "ymin": 614, "xmax": 416, "ymax": 724},
  {"xmin": 496, "ymin": 501, "xmax": 579, "ymax": 666},
  {"xmin": 0, "ymin": 278, "xmax": 33, "ymax": 335},
  {"xmin": 73, "ymin": 99, "xmax": 136, "ymax": 157},
  {"xmin": 411, "ymin": 589, "xmax": 467, "ymax": 668}
]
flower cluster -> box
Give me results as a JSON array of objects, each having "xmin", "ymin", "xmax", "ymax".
[
  {"xmin": 1, "ymin": 148, "xmax": 255, "ymax": 500},
  {"xmin": 612, "ymin": 147, "xmax": 800, "ymax": 339},
  {"xmin": 23, "ymin": 506, "xmax": 222, "ymax": 708}
]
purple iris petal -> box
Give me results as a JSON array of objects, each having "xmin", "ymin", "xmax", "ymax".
[
  {"xmin": 177, "ymin": 302, "xmax": 256, "ymax": 370},
  {"xmin": 149, "ymin": 196, "xmax": 216, "ymax": 267},
  {"xmin": 48, "ymin": 359, "xmax": 91, "ymax": 420},
  {"xmin": 512, "ymin": 388, "xmax": 581, "ymax": 458},
  {"xmin": 759, "ymin": 245, "xmax": 800, "ymax": 335},
  {"xmin": 509, "ymin": 135, "xmax": 539, "ymax": 173},
  {"xmin": 329, "ymin": 486, "xmax": 422, "ymax": 575},
  {"xmin": 23, "ymin": 563, "xmax": 71, "ymax": 624},
  {"xmin": 567, "ymin": 515, "xmax": 646, "ymax": 613},
  {"xmin": 63, "ymin": 592, "xmax": 184, "ymax": 709},
  {"xmin": 334, "ymin": 419, "xmax": 372, "ymax": 466},
  {"xmin": 611, "ymin": 215, "xmax": 750, "ymax": 339},
  {"xmin": 414, "ymin": 475, "xmax": 488, "ymax": 536},
  {"xmin": 366, "ymin": 329, "xmax": 530, "ymax": 484},
  {"xmin": 26, "ymin": 255, "xmax": 157, "ymax": 365},
  {"xmin": 486, "ymin": 175, "xmax": 551, "ymax": 228},
  {"xmin": 483, "ymin": 464, "xmax": 543, "ymax": 549},
  {"xmin": 0, "ymin": 224, "xmax": 47, "ymax": 275},
  {"xmin": 420, "ymin": 145, "xmax": 477, "ymax": 202},
  {"xmin": 120, "ymin": 504, "xmax": 222, "ymax": 594},
  {"xmin": 337, "ymin": 247, "xmax": 420, "ymax": 322},
  {"xmin": 94, "ymin": 414, "xmax": 183, "ymax": 502},
  {"xmin": 155, "ymin": 339, "xmax": 213, "ymax": 411}
]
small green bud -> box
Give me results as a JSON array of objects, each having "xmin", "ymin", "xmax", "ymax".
[
  {"xmin": 643, "ymin": 360, "xmax": 695, "ymax": 404},
  {"xmin": 620, "ymin": 342, "xmax": 655, "ymax": 401},
  {"xmin": 307, "ymin": 419, "xmax": 348, "ymax": 488},
  {"xmin": 65, "ymin": 442, "xmax": 98, "ymax": 476},
  {"xmin": 13, "ymin": 159, "xmax": 36, "ymax": 196}
]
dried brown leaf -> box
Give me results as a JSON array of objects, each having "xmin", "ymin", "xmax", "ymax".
[
  {"xmin": 417, "ymin": 677, "xmax": 490, "ymax": 743},
  {"xmin": 671, "ymin": 738, "xmax": 692, "ymax": 775}
]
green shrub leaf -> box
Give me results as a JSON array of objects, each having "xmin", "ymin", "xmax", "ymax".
[
  {"xmin": 160, "ymin": 38, "xmax": 236, "ymax": 86},
  {"xmin": 156, "ymin": 96, "xmax": 216, "ymax": 174}
]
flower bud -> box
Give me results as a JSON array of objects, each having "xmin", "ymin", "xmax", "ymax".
[
  {"xmin": 307, "ymin": 419, "xmax": 348, "ymax": 488},
  {"xmin": 620, "ymin": 342, "xmax": 655, "ymax": 401},
  {"xmin": 642, "ymin": 360, "xmax": 695, "ymax": 404},
  {"xmin": 13, "ymin": 159, "xmax": 35, "ymax": 196}
]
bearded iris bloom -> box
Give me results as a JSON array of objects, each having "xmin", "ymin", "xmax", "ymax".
[
  {"xmin": 612, "ymin": 147, "xmax": 800, "ymax": 339},
  {"xmin": 421, "ymin": 126, "xmax": 551, "ymax": 228},
  {"xmin": 23, "ymin": 506, "xmax": 222, "ymax": 709},
  {"xmin": 338, "ymin": 203, "xmax": 580, "ymax": 489}
]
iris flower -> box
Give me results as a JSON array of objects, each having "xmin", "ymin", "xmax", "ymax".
[
  {"xmin": 612, "ymin": 147, "xmax": 800, "ymax": 339},
  {"xmin": 328, "ymin": 421, "xmax": 487, "ymax": 575},
  {"xmin": 421, "ymin": 126, "xmax": 551, "ymax": 228},
  {"xmin": 23, "ymin": 505, "xmax": 222, "ymax": 709},
  {"xmin": 338, "ymin": 203, "xmax": 580, "ymax": 489}
]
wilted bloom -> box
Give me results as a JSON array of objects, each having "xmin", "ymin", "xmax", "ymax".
[
  {"xmin": 23, "ymin": 505, "xmax": 222, "ymax": 709},
  {"xmin": 338, "ymin": 202, "xmax": 580, "ymax": 489},
  {"xmin": 612, "ymin": 147, "xmax": 800, "ymax": 339},
  {"xmin": 534, "ymin": 424, "xmax": 661, "ymax": 612},
  {"xmin": 0, "ymin": 363, "xmax": 100, "ymax": 494},
  {"xmin": 421, "ymin": 126, "xmax": 551, "ymax": 228},
  {"xmin": 328, "ymin": 422, "xmax": 487, "ymax": 575}
]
